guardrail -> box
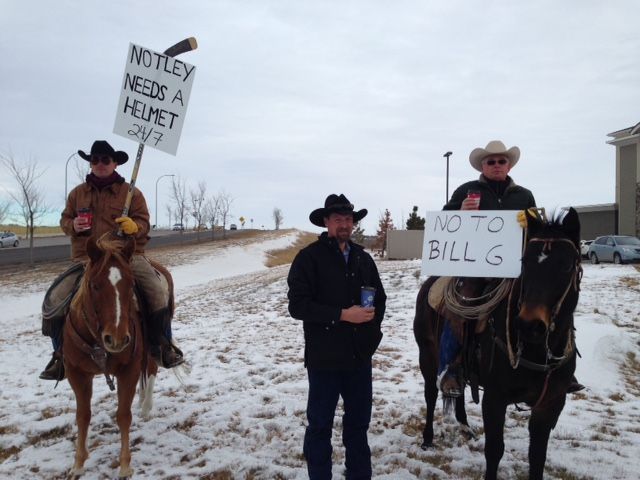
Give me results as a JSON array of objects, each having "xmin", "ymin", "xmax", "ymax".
[{"xmin": 0, "ymin": 230, "xmax": 229, "ymax": 266}]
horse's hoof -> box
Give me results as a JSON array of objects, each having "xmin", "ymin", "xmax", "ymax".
[
  {"xmin": 119, "ymin": 466, "xmax": 133, "ymax": 478},
  {"xmin": 68, "ymin": 467, "xmax": 84, "ymax": 479},
  {"xmin": 421, "ymin": 441, "xmax": 433, "ymax": 450}
]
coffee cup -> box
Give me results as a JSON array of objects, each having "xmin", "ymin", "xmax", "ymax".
[
  {"xmin": 361, "ymin": 287, "xmax": 376, "ymax": 308},
  {"xmin": 77, "ymin": 208, "xmax": 93, "ymax": 231}
]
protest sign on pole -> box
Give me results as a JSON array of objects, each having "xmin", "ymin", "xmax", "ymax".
[
  {"xmin": 113, "ymin": 43, "xmax": 196, "ymax": 156},
  {"xmin": 421, "ymin": 210, "xmax": 523, "ymax": 278}
]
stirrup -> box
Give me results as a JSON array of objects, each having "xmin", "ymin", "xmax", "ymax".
[
  {"xmin": 151, "ymin": 344, "xmax": 185, "ymax": 368},
  {"xmin": 162, "ymin": 344, "xmax": 185, "ymax": 368},
  {"xmin": 39, "ymin": 353, "xmax": 65, "ymax": 381}
]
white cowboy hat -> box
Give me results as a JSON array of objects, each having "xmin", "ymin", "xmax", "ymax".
[{"xmin": 469, "ymin": 140, "xmax": 520, "ymax": 172}]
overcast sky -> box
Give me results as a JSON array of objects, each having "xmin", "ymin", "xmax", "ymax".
[{"xmin": 1, "ymin": 0, "xmax": 638, "ymax": 234}]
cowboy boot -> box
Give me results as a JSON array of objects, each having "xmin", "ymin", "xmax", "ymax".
[
  {"xmin": 39, "ymin": 351, "xmax": 65, "ymax": 381},
  {"xmin": 567, "ymin": 375, "xmax": 585, "ymax": 394},
  {"xmin": 147, "ymin": 309, "xmax": 185, "ymax": 368}
]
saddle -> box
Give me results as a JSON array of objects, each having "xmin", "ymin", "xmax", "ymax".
[
  {"xmin": 42, "ymin": 263, "xmax": 85, "ymax": 336},
  {"xmin": 427, "ymin": 276, "xmax": 511, "ymax": 403}
]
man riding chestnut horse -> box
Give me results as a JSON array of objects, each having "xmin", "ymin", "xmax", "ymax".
[{"xmin": 40, "ymin": 140, "xmax": 184, "ymax": 381}]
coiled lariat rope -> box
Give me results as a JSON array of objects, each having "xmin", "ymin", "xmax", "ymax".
[{"xmin": 443, "ymin": 277, "xmax": 513, "ymax": 320}]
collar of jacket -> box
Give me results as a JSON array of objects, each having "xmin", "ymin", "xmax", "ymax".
[
  {"xmin": 81, "ymin": 177, "xmax": 125, "ymax": 194},
  {"xmin": 478, "ymin": 174, "xmax": 516, "ymax": 190}
]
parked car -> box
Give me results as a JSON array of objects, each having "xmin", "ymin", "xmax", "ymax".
[
  {"xmin": 172, "ymin": 223, "xmax": 184, "ymax": 231},
  {"xmin": 587, "ymin": 235, "xmax": 640, "ymax": 264},
  {"xmin": 229, "ymin": 224, "xmax": 238, "ymax": 230},
  {"xmin": 0, "ymin": 231, "xmax": 19, "ymax": 248},
  {"xmin": 579, "ymin": 240, "xmax": 593, "ymax": 258}
]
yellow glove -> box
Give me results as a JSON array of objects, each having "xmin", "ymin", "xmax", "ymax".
[
  {"xmin": 517, "ymin": 208, "xmax": 539, "ymax": 228},
  {"xmin": 115, "ymin": 216, "xmax": 139, "ymax": 235}
]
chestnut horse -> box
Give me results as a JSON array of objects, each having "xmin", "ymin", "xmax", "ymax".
[
  {"xmin": 63, "ymin": 234, "xmax": 160, "ymax": 479},
  {"xmin": 414, "ymin": 208, "xmax": 582, "ymax": 480}
]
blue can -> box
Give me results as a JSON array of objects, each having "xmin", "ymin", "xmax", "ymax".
[{"xmin": 361, "ymin": 287, "xmax": 376, "ymax": 308}]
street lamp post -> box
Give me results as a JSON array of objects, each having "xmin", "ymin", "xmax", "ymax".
[
  {"xmin": 155, "ymin": 174, "xmax": 175, "ymax": 229},
  {"xmin": 443, "ymin": 151, "xmax": 453, "ymax": 203},
  {"xmin": 64, "ymin": 152, "xmax": 78, "ymax": 203}
]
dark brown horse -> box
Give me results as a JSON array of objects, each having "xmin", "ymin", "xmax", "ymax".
[
  {"xmin": 63, "ymin": 234, "xmax": 159, "ymax": 479},
  {"xmin": 414, "ymin": 208, "xmax": 582, "ymax": 480}
]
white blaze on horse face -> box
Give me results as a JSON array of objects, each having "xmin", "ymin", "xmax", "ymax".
[
  {"xmin": 108, "ymin": 266, "xmax": 123, "ymax": 327},
  {"xmin": 537, "ymin": 251, "xmax": 548, "ymax": 264}
]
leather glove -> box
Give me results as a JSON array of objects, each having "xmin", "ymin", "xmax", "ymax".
[
  {"xmin": 517, "ymin": 208, "xmax": 539, "ymax": 228},
  {"xmin": 115, "ymin": 216, "xmax": 139, "ymax": 235}
]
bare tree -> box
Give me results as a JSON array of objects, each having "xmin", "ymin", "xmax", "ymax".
[
  {"xmin": 1, "ymin": 152, "xmax": 50, "ymax": 264},
  {"xmin": 204, "ymin": 194, "xmax": 221, "ymax": 239},
  {"xmin": 170, "ymin": 176, "xmax": 188, "ymax": 231},
  {"xmin": 217, "ymin": 190, "xmax": 233, "ymax": 238},
  {"xmin": 0, "ymin": 199, "xmax": 11, "ymax": 225},
  {"xmin": 189, "ymin": 181, "xmax": 207, "ymax": 239},
  {"xmin": 72, "ymin": 156, "xmax": 90, "ymax": 184},
  {"xmin": 273, "ymin": 207, "xmax": 283, "ymax": 230},
  {"xmin": 164, "ymin": 204, "xmax": 174, "ymax": 228}
]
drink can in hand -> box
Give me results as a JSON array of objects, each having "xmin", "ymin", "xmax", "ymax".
[{"xmin": 361, "ymin": 286, "xmax": 376, "ymax": 308}]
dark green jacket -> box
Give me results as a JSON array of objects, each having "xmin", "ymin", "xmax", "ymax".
[
  {"xmin": 287, "ymin": 232, "xmax": 386, "ymax": 370},
  {"xmin": 443, "ymin": 175, "xmax": 536, "ymax": 211}
]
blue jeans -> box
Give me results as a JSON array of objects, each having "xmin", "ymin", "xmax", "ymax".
[
  {"xmin": 438, "ymin": 320, "xmax": 461, "ymax": 376},
  {"xmin": 304, "ymin": 362, "xmax": 373, "ymax": 480}
]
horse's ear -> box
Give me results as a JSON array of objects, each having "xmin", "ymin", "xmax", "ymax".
[
  {"xmin": 526, "ymin": 207, "xmax": 544, "ymax": 236},
  {"xmin": 562, "ymin": 207, "xmax": 581, "ymax": 248},
  {"xmin": 122, "ymin": 236, "xmax": 136, "ymax": 261},
  {"xmin": 86, "ymin": 236, "xmax": 102, "ymax": 263}
]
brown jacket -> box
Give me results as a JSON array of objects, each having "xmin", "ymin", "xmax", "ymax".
[{"xmin": 61, "ymin": 180, "xmax": 150, "ymax": 262}]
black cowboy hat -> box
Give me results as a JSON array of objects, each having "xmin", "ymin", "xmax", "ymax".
[
  {"xmin": 309, "ymin": 193, "xmax": 368, "ymax": 227},
  {"xmin": 78, "ymin": 140, "xmax": 129, "ymax": 165}
]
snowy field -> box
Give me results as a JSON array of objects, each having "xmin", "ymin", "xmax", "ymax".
[{"xmin": 0, "ymin": 230, "xmax": 639, "ymax": 479}]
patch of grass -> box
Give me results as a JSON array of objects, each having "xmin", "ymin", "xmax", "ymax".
[
  {"xmin": 621, "ymin": 351, "xmax": 640, "ymax": 394},
  {"xmin": 265, "ymin": 231, "xmax": 317, "ymax": 267},
  {"xmin": 0, "ymin": 445, "xmax": 20, "ymax": 462},
  {"xmin": 0, "ymin": 224, "xmax": 62, "ymax": 236},
  {"xmin": 26, "ymin": 425, "xmax": 71, "ymax": 445}
]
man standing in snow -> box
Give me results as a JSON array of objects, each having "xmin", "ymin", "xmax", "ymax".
[{"xmin": 287, "ymin": 193, "xmax": 386, "ymax": 480}]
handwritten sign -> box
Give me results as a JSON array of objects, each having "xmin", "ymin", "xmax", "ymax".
[
  {"xmin": 421, "ymin": 210, "xmax": 523, "ymax": 278},
  {"xmin": 113, "ymin": 43, "xmax": 196, "ymax": 155}
]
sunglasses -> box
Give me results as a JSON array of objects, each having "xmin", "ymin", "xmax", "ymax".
[
  {"xmin": 90, "ymin": 155, "xmax": 113, "ymax": 166},
  {"xmin": 484, "ymin": 158, "xmax": 508, "ymax": 166}
]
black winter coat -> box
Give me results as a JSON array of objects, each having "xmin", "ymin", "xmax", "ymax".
[
  {"xmin": 287, "ymin": 233, "xmax": 386, "ymax": 370},
  {"xmin": 443, "ymin": 175, "xmax": 536, "ymax": 211}
]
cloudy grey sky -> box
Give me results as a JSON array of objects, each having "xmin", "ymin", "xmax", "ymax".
[{"xmin": 1, "ymin": 0, "xmax": 638, "ymax": 234}]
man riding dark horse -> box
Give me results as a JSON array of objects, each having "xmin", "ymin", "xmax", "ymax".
[
  {"xmin": 434, "ymin": 140, "xmax": 583, "ymax": 397},
  {"xmin": 40, "ymin": 140, "xmax": 185, "ymax": 380}
]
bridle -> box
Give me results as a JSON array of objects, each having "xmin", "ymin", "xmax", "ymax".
[
  {"xmin": 66, "ymin": 258, "xmax": 138, "ymax": 391},
  {"xmin": 500, "ymin": 236, "xmax": 582, "ymax": 372}
]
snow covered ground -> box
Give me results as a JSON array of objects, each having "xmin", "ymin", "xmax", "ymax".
[{"xmin": 0, "ymin": 231, "xmax": 639, "ymax": 479}]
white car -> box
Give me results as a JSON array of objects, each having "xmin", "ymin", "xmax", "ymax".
[
  {"xmin": 579, "ymin": 240, "xmax": 593, "ymax": 258},
  {"xmin": 0, "ymin": 232, "xmax": 19, "ymax": 248}
]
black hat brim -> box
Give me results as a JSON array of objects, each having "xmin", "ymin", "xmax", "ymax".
[
  {"xmin": 78, "ymin": 149, "xmax": 128, "ymax": 165},
  {"xmin": 309, "ymin": 207, "xmax": 367, "ymax": 227}
]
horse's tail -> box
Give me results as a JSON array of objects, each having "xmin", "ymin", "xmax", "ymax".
[{"xmin": 413, "ymin": 276, "xmax": 440, "ymax": 348}]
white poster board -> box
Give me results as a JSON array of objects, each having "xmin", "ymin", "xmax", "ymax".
[
  {"xmin": 113, "ymin": 43, "xmax": 196, "ymax": 155},
  {"xmin": 421, "ymin": 210, "xmax": 523, "ymax": 278}
]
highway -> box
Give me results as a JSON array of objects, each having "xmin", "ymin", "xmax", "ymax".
[{"xmin": 0, "ymin": 229, "xmax": 242, "ymax": 266}]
